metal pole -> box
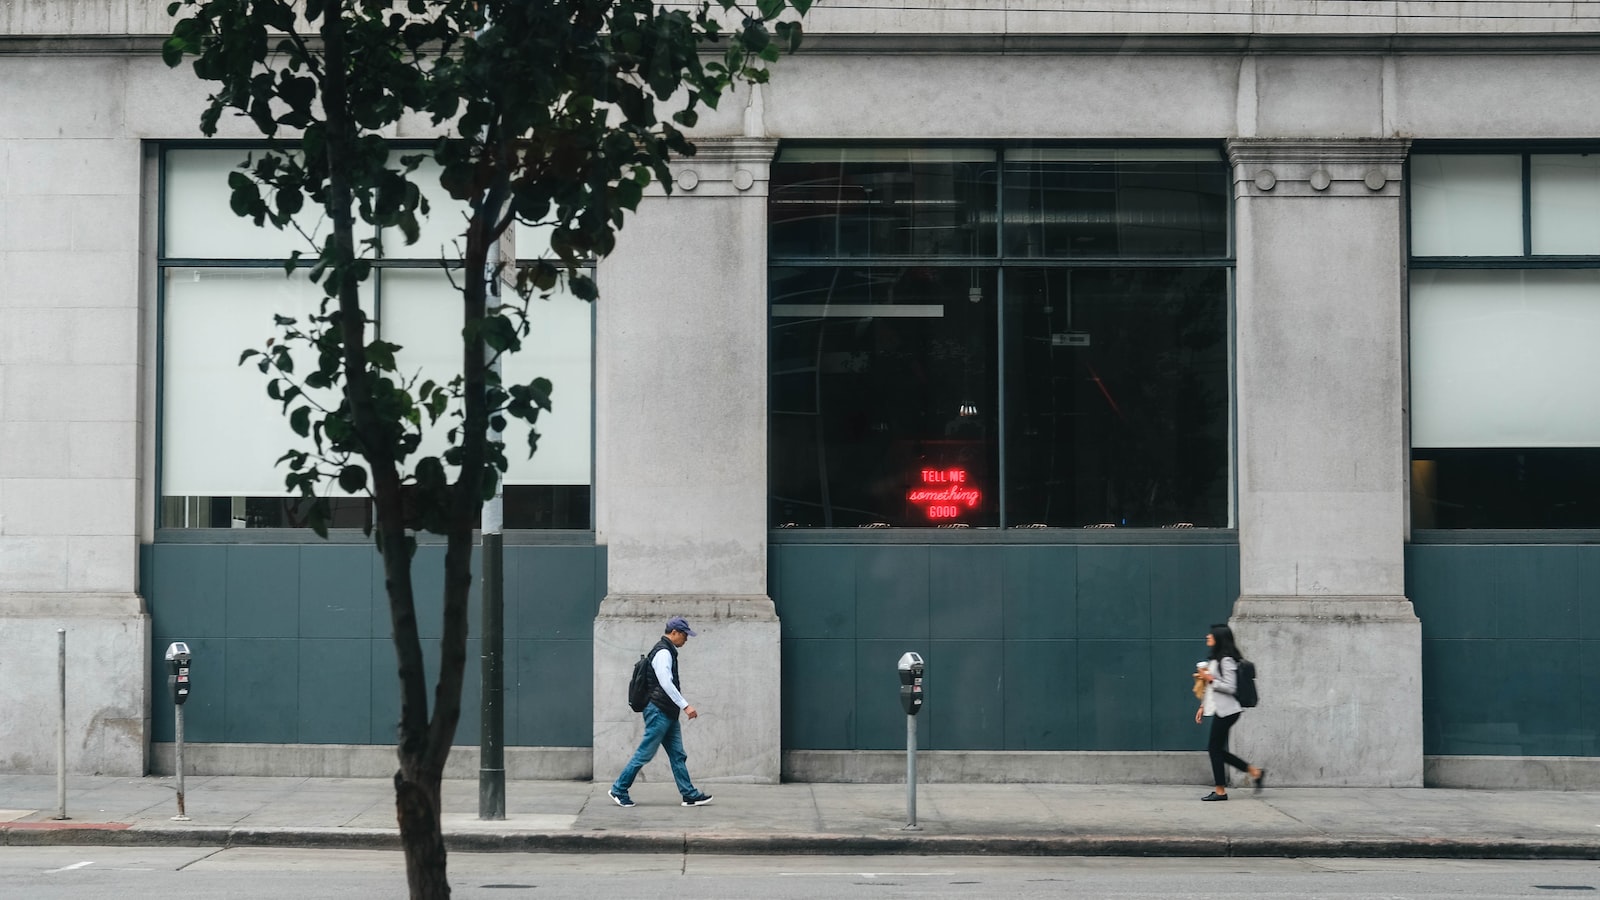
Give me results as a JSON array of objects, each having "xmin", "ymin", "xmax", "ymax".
[
  {"xmin": 54, "ymin": 629, "xmax": 67, "ymax": 821},
  {"xmin": 904, "ymin": 713, "xmax": 919, "ymax": 830},
  {"xmin": 479, "ymin": 215, "xmax": 506, "ymax": 821},
  {"xmin": 172, "ymin": 704, "xmax": 188, "ymax": 821}
]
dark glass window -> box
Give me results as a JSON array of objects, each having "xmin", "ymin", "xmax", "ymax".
[
  {"xmin": 770, "ymin": 144, "xmax": 1233, "ymax": 529},
  {"xmin": 1004, "ymin": 268, "xmax": 1229, "ymax": 527},
  {"xmin": 771, "ymin": 266, "xmax": 999, "ymax": 527},
  {"xmin": 1003, "ymin": 154, "xmax": 1229, "ymax": 258},
  {"xmin": 769, "ymin": 148, "xmax": 998, "ymax": 259}
]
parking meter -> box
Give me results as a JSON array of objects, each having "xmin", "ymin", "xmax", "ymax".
[
  {"xmin": 898, "ymin": 652, "xmax": 924, "ymax": 716},
  {"xmin": 165, "ymin": 642, "xmax": 191, "ymax": 705}
]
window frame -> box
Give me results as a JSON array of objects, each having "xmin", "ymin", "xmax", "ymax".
[
  {"xmin": 153, "ymin": 141, "xmax": 596, "ymax": 533},
  {"xmin": 1408, "ymin": 141, "xmax": 1600, "ymax": 537},
  {"xmin": 767, "ymin": 140, "xmax": 1238, "ymax": 533}
]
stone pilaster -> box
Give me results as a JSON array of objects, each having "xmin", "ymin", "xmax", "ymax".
[
  {"xmin": 591, "ymin": 138, "xmax": 781, "ymax": 785},
  {"xmin": 1226, "ymin": 138, "xmax": 1422, "ymax": 786}
]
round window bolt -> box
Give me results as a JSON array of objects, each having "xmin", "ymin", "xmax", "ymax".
[
  {"xmin": 1309, "ymin": 170, "xmax": 1332, "ymax": 191},
  {"xmin": 1253, "ymin": 169, "xmax": 1277, "ymax": 191},
  {"xmin": 733, "ymin": 169, "xmax": 756, "ymax": 191},
  {"xmin": 676, "ymin": 169, "xmax": 699, "ymax": 191},
  {"xmin": 1364, "ymin": 169, "xmax": 1388, "ymax": 191}
]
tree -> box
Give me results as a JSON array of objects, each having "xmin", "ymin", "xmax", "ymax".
[{"xmin": 161, "ymin": 1, "xmax": 810, "ymax": 896}]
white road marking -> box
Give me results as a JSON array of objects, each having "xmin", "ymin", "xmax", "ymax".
[{"xmin": 45, "ymin": 861, "xmax": 94, "ymax": 874}]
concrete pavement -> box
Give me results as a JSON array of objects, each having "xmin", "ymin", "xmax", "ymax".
[{"xmin": 2, "ymin": 774, "xmax": 1598, "ymax": 858}]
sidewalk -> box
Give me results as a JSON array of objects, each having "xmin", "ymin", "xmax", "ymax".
[{"xmin": 2, "ymin": 774, "xmax": 1598, "ymax": 858}]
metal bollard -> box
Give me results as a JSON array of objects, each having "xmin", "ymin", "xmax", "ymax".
[{"xmin": 53, "ymin": 629, "xmax": 68, "ymax": 821}]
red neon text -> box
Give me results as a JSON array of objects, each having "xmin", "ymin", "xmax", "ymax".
[{"xmin": 907, "ymin": 467, "xmax": 982, "ymax": 521}]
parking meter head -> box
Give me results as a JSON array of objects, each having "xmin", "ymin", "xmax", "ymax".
[
  {"xmin": 165, "ymin": 642, "xmax": 192, "ymax": 705},
  {"xmin": 897, "ymin": 652, "xmax": 925, "ymax": 715}
]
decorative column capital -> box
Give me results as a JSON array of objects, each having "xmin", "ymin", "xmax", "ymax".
[
  {"xmin": 1226, "ymin": 138, "xmax": 1412, "ymax": 199},
  {"xmin": 664, "ymin": 137, "xmax": 781, "ymax": 198}
]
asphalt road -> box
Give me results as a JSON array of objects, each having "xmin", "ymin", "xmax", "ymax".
[{"xmin": 3, "ymin": 847, "xmax": 1600, "ymax": 899}]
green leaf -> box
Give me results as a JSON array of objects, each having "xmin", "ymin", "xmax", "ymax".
[
  {"xmin": 289, "ymin": 405, "xmax": 312, "ymax": 437},
  {"xmin": 338, "ymin": 464, "xmax": 367, "ymax": 493}
]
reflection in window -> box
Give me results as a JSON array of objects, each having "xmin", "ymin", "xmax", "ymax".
[
  {"xmin": 769, "ymin": 144, "xmax": 1233, "ymax": 529},
  {"xmin": 1005, "ymin": 268, "xmax": 1229, "ymax": 527}
]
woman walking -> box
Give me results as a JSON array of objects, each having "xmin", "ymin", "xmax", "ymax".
[{"xmin": 1195, "ymin": 623, "xmax": 1264, "ymax": 801}]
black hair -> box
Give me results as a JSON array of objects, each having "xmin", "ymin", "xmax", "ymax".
[{"xmin": 1208, "ymin": 623, "xmax": 1243, "ymax": 661}]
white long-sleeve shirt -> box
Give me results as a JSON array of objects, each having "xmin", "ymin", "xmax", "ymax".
[{"xmin": 651, "ymin": 646, "xmax": 688, "ymax": 710}]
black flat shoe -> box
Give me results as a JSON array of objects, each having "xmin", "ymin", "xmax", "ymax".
[
  {"xmin": 1253, "ymin": 769, "xmax": 1267, "ymax": 793},
  {"xmin": 1201, "ymin": 791, "xmax": 1228, "ymax": 801}
]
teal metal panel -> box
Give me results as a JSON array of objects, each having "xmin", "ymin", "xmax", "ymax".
[
  {"xmin": 1077, "ymin": 546, "xmax": 1152, "ymax": 640},
  {"xmin": 151, "ymin": 544, "xmax": 228, "ymax": 638},
  {"xmin": 856, "ymin": 546, "xmax": 931, "ymax": 641},
  {"xmin": 927, "ymin": 639, "xmax": 1004, "ymax": 749},
  {"xmin": 507, "ymin": 546, "xmax": 599, "ymax": 640},
  {"xmin": 1409, "ymin": 542, "xmax": 1600, "ymax": 758},
  {"xmin": 774, "ymin": 539, "xmax": 1239, "ymax": 752},
  {"xmin": 1076, "ymin": 640, "xmax": 1152, "ymax": 750},
  {"xmin": 1579, "ymin": 552, "xmax": 1600, "ymax": 641},
  {"xmin": 782, "ymin": 638, "xmax": 856, "ymax": 749},
  {"xmin": 1493, "ymin": 547, "xmax": 1579, "ymax": 640},
  {"xmin": 1000, "ymin": 545, "xmax": 1077, "ymax": 641},
  {"xmin": 1150, "ymin": 545, "xmax": 1233, "ymax": 641},
  {"xmin": 299, "ymin": 545, "xmax": 374, "ymax": 639},
  {"xmin": 225, "ymin": 637, "xmax": 298, "ymax": 742},
  {"xmin": 1002, "ymin": 641, "xmax": 1075, "ymax": 749},
  {"xmin": 774, "ymin": 545, "xmax": 857, "ymax": 640},
  {"xmin": 930, "ymin": 547, "xmax": 1004, "ymax": 641},
  {"xmin": 147, "ymin": 540, "xmax": 602, "ymax": 748},
  {"xmin": 514, "ymin": 639, "xmax": 591, "ymax": 747},
  {"xmin": 297, "ymin": 638, "xmax": 372, "ymax": 743},
  {"xmin": 225, "ymin": 546, "xmax": 299, "ymax": 638}
]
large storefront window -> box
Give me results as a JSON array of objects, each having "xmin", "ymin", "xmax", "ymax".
[
  {"xmin": 769, "ymin": 146, "xmax": 1232, "ymax": 528},
  {"xmin": 158, "ymin": 148, "xmax": 593, "ymax": 529},
  {"xmin": 1410, "ymin": 151, "xmax": 1600, "ymax": 528}
]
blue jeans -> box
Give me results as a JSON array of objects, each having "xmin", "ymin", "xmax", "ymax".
[{"xmin": 611, "ymin": 704, "xmax": 697, "ymax": 797}]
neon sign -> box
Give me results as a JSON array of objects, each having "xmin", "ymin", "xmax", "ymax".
[{"xmin": 907, "ymin": 467, "xmax": 983, "ymax": 521}]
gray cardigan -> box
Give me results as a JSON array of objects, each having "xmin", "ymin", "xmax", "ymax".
[{"xmin": 1210, "ymin": 656, "xmax": 1243, "ymax": 718}]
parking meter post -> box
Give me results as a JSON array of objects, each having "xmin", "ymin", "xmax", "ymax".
[
  {"xmin": 906, "ymin": 713, "xmax": 918, "ymax": 829},
  {"xmin": 54, "ymin": 629, "xmax": 67, "ymax": 821},
  {"xmin": 897, "ymin": 651, "xmax": 925, "ymax": 831},
  {"xmin": 165, "ymin": 642, "xmax": 192, "ymax": 821}
]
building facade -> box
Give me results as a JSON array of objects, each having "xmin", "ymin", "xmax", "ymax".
[{"xmin": 4, "ymin": 2, "xmax": 1600, "ymax": 788}]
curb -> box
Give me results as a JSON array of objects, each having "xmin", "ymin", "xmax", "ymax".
[{"xmin": 4, "ymin": 825, "xmax": 1600, "ymax": 859}]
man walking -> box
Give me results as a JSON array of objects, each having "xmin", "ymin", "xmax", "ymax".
[{"xmin": 609, "ymin": 616, "xmax": 714, "ymax": 808}]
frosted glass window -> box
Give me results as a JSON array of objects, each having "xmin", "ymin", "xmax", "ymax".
[
  {"xmin": 379, "ymin": 269, "xmax": 591, "ymax": 486},
  {"xmin": 164, "ymin": 149, "xmax": 330, "ymax": 260},
  {"xmin": 1532, "ymin": 155, "xmax": 1600, "ymax": 255},
  {"xmin": 1410, "ymin": 155, "xmax": 1523, "ymax": 257},
  {"xmin": 1410, "ymin": 269, "xmax": 1600, "ymax": 447},
  {"xmin": 379, "ymin": 159, "xmax": 475, "ymax": 262},
  {"xmin": 162, "ymin": 268, "xmax": 366, "ymax": 495}
]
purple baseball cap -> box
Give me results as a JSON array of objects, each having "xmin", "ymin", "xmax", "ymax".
[{"xmin": 665, "ymin": 616, "xmax": 697, "ymax": 636}]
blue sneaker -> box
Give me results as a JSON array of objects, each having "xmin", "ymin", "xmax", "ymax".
[
  {"xmin": 681, "ymin": 792, "xmax": 713, "ymax": 807},
  {"xmin": 608, "ymin": 789, "xmax": 635, "ymax": 808}
]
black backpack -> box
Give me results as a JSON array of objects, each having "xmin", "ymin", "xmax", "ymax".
[
  {"xmin": 1235, "ymin": 658, "xmax": 1259, "ymax": 708},
  {"xmin": 627, "ymin": 650, "xmax": 656, "ymax": 712}
]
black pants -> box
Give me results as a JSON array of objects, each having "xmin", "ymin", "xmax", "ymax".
[{"xmin": 1208, "ymin": 712, "xmax": 1251, "ymax": 787}]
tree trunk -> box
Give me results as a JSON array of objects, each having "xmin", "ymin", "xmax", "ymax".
[{"xmin": 395, "ymin": 766, "xmax": 449, "ymax": 900}]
